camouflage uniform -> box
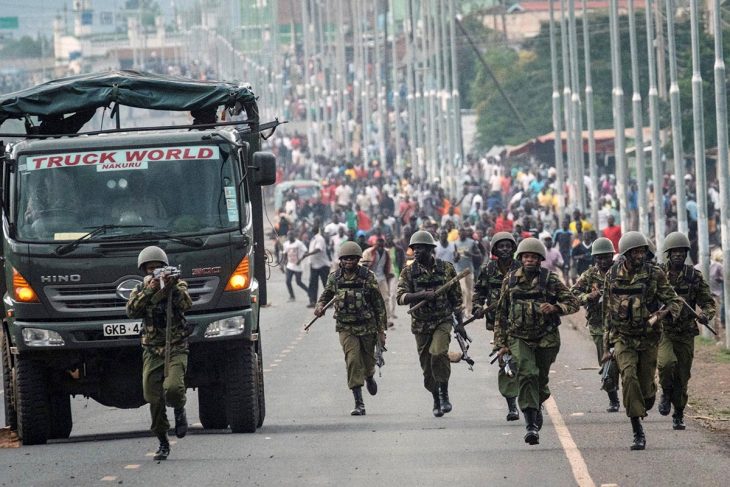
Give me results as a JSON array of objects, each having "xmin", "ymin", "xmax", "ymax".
[
  {"xmin": 317, "ymin": 265, "xmax": 387, "ymax": 390},
  {"xmin": 494, "ymin": 267, "xmax": 579, "ymax": 411},
  {"xmin": 127, "ymin": 276, "xmax": 193, "ymax": 436},
  {"xmin": 397, "ymin": 259, "xmax": 463, "ymax": 394},
  {"xmin": 473, "ymin": 259, "xmax": 521, "ymax": 399},
  {"xmin": 602, "ymin": 262, "xmax": 682, "ymax": 418},
  {"xmin": 657, "ymin": 264, "xmax": 716, "ymax": 415}
]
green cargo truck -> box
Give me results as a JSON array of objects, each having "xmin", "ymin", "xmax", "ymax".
[{"xmin": 0, "ymin": 71, "xmax": 277, "ymax": 444}]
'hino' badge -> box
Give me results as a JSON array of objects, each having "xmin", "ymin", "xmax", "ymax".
[{"xmin": 116, "ymin": 278, "xmax": 143, "ymax": 300}]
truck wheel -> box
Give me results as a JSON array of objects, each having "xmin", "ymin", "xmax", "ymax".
[
  {"xmin": 1, "ymin": 330, "xmax": 17, "ymax": 429},
  {"xmin": 16, "ymin": 357, "xmax": 50, "ymax": 445},
  {"xmin": 225, "ymin": 341, "xmax": 259, "ymax": 433},
  {"xmin": 256, "ymin": 350, "xmax": 265, "ymax": 428},
  {"xmin": 198, "ymin": 385, "xmax": 228, "ymax": 429},
  {"xmin": 48, "ymin": 392, "xmax": 72, "ymax": 440}
]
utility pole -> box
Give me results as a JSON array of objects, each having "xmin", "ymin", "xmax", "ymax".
[
  {"xmin": 582, "ymin": 0, "xmax": 598, "ymax": 228},
  {"xmin": 609, "ymin": 0, "xmax": 629, "ymax": 233},
  {"xmin": 549, "ymin": 0, "xmax": 565, "ymax": 217},
  {"xmin": 628, "ymin": 0, "xmax": 649, "ymax": 235},
  {"xmin": 560, "ymin": 0, "xmax": 575, "ymax": 211},
  {"xmin": 665, "ymin": 0, "xmax": 688, "ymax": 234},
  {"xmin": 710, "ymin": 0, "xmax": 730, "ymax": 348},
  {"xmin": 689, "ymin": 0, "xmax": 711, "ymax": 337},
  {"xmin": 646, "ymin": 0, "xmax": 666, "ymax": 260},
  {"xmin": 568, "ymin": 0, "xmax": 585, "ymax": 213},
  {"xmin": 449, "ymin": 0, "xmax": 464, "ymax": 168}
]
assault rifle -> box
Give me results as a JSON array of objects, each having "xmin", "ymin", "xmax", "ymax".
[
  {"xmin": 407, "ymin": 269, "xmax": 471, "ymax": 315},
  {"xmin": 452, "ymin": 314, "xmax": 475, "ymax": 370},
  {"xmin": 489, "ymin": 349, "xmax": 514, "ymax": 377},
  {"xmin": 461, "ymin": 301, "xmax": 497, "ymax": 327},
  {"xmin": 599, "ymin": 349, "xmax": 618, "ymax": 392},
  {"xmin": 375, "ymin": 339, "xmax": 387, "ymax": 377},
  {"xmin": 159, "ymin": 269, "xmax": 180, "ymax": 378}
]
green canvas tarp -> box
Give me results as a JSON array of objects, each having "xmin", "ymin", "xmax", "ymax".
[{"xmin": 0, "ymin": 70, "xmax": 258, "ymax": 132}]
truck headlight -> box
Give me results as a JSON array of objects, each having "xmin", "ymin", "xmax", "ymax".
[
  {"xmin": 204, "ymin": 316, "xmax": 246, "ymax": 337},
  {"xmin": 22, "ymin": 328, "xmax": 65, "ymax": 346}
]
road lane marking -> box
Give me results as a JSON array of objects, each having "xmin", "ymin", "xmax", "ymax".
[
  {"xmin": 100, "ymin": 476, "xmax": 117, "ymax": 481},
  {"xmin": 145, "ymin": 452, "xmax": 155, "ymax": 457},
  {"xmin": 544, "ymin": 397, "xmax": 596, "ymax": 487},
  {"xmin": 124, "ymin": 464, "xmax": 140, "ymax": 470}
]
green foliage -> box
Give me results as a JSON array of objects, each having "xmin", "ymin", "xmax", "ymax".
[
  {"xmin": 470, "ymin": 10, "xmax": 730, "ymax": 153},
  {"xmin": 0, "ymin": 36, "xmax": 47, "ymax": 59}
]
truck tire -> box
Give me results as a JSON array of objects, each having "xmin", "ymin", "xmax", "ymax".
[
  {"xmin": 256, "ymin": 350, "xmax": 265, "ymax": 428},
  {"xmin": 16, "ymin": 357, "xmax": 50, "ymax": 445},
  {"xmin": 1, "ymin": 330, "xmax": 17, "ymax": 429},
  {"xmin": 48, "ymin": 392, "xmax": 72, "ymax": 440},
  {"xmin": 198, "ymin": 384, "xmax": 228, "ymax": 430},
  {"xmin": 225, "ymin": 341, "xmax": 259, "ymax": 433}
]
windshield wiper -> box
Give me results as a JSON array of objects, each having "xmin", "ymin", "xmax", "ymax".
[
  {"xmin": 124, "ymin": 230, "xmax": 204, "ymax": 248},
  {"xmin": 55, "ymin": 224, "xmax": 154, "ymax": 256}
]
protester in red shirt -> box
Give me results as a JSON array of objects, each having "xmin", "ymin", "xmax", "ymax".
[
  {"xmin": 494, "ymin": 210, "xmax": 514, "ymax": 233},
  {"xmin": 602, "ymin": 215, "xmax": 621, "ymax": 254},
  {"xmin": 356, "ymin": 205, "xmax": 372, "ymax": 232}
]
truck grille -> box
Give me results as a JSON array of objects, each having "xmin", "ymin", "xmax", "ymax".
[{"xmin": 44, "ymin": 277, "xmax": 219, "ymax": 313}]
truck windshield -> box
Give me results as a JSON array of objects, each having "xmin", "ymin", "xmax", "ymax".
[{"xmin": 15, "ymin": 144, "xmax": 243, "ymax": 241}]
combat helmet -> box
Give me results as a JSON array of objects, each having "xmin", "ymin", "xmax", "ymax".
[
  {"xmin": 491, "ymin": 231, "xmax": 517, "ymax": 254},
  {"xmin": 515, "ymin": 237, "xmax": 547, "ymax": 260},
  {"xmin": 137, "ymin": 246, "xmax": 169, "ymax": 270},
  {"xmin": 339, "ymin": 241, "xmax": 363, "ymax": 258},
  {"xmin": 409, "ymin": 230, "xmax": 437, "ymax": 248},
  {"xmin": 591, "ymin": 237, "xmax": 615, "ymax": 256},
  {"xmin": 663, "ymin": 231, "xmax": 691, "ymax": 253},
  {"xmin": 617, "ymin": 231, "xmax": 648, "ymax": 255}
]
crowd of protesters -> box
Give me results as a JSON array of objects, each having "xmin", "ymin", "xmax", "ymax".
[{"xmin": 267, "ymin": 131, "xmax": 727, "ymax": 338}]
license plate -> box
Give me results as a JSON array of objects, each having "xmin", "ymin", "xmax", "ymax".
[{"xmin": 103, "ymin": 322, "xmax": 141, "ymax": 337}]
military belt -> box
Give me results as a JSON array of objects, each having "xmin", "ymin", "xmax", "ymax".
[{"xmin": 338, "ymin": 282, "xmax": 365, "ymax": 289}]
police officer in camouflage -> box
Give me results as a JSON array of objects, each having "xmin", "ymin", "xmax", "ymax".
[
  {"xmin": 571, "ymin": 237, "xmax": 620, "ymax": 412},
  {"xmin": 472, "ymin": 231, "xmax": 521, "ymax": 421},
  {"xmin": 601, "ymin": 231, "xmax": 682, "ymax": 451},
  {"xmin": 494, "ymin": 238, "xmax": 579, "ymax": 446},
  {"xmin": 315, "ymin": 241, "xmax": 387, "ymax": 416},
  {"xmin": 657, "ymin": 232, "xmax": 716, "ymax": 430},
  {"xmin": 127, "ymin": 246, "xmax": 193, "ymax": 461},
  {"xmin": 397, "ymin": 230, "xmax": 465, "ymax": 417}
]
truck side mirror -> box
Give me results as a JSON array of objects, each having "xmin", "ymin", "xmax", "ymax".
[{"xmin": 251, "ymin": 151, "xmax": 276, "ymax": 186}]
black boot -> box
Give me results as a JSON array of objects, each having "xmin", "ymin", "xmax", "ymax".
[
  {"xmin": 606, "ymin": 390, "xmax": 620, "ymax": 413},
  {"xmin": 658, "ymin": 388, "xmax": 672, "ymax": 416},
  {"xmin": 174, "ymin": 407, "xmax": 188, "ymax": 438},
  {"xmin": 523, "ymin": 408, "xmax": 540, "ymax": 445},
  {"xmin": 350, "ymin": 387, "xmax": 366, "ymax": 416},
  {"xmin": 438, "ymin": 383, "xmax": 452, "ymax": 414},
  {"xmin": 535, "ymin": 404, "xmax": 543, "ymax": 431},
  {"xmin": 672, "ymin": 409, "xmax": 686, "ymax": 430},
  {"xmin": 630, "ymin": 417, "xmax": 646, "ymax": 450},
  {"xmin": 365, "ymin": 375, "xmax": 378, "ymax": 396},
  {"xmin": 506, "ymin": 397, "xmax": 520, "ymax": 421},
  {"xmin": 432, "ymin": 389, "xmax": 444, "ymax": 417},
  {"xmin": 153, "ymin": 434, "xmax": 170, "ymax": 461}
]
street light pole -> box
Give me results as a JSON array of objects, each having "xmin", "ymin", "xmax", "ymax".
[
  {"xmin": 582, "ymin": 0, "xmax": 598, "ymax": 229},
  {"xmin": 628, "ymin": 0, "xmax": 648, "ymax": 235},
  {"xmin": 568, "ymin": 0, "xmax": 585, "ymax": 213},
  {"xmin": 666, "ymin": 0, "xmax": 688, "ymax": 234},
  {"xmin": 711, "ymin": 0, "xmax": 730, "ymax": 348},
  {"xmin": 645, "ymin": 0, "xmax": 666, "ymax": 260},
  {"xmin": 549, "ymin": 0, "xmax": 565, "ymax": 217},
  {"xmin": 609, "ymin": 0, "xmax": 628, "ymax": 233},
  {"xmin": 689, "ymin": 0, "xmax": 711, "ymax": 337},
  {"xmin": 560, "ymin": 0, "xmax": 575, "ymax": 210}
]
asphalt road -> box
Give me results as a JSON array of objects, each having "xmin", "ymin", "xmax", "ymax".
[{"xmin": 1, "ymin": 266, "xmax": 729, "ymax": 486}]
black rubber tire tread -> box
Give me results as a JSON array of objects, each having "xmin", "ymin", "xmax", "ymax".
[
  {"xmin": 1, "ymin": 329, "xmax": 17, "ymax": 429},
  {"xmin": 225, "ymin": 341, "xmax": 258, "ymax": 433},
  {"xmin": 16, "ymin": 357, "xmax": 50, "ymax": 445},
  {"xmin": 198, "ymin": 384, "xmax": 228, "ymax": 430},
  {"xmin": 256, "ymin": 350, "xmax": 265, "ymax": 429},
  {"xmin": 48, "ymin": 392, "xmax": 72, "ymax": 439}
]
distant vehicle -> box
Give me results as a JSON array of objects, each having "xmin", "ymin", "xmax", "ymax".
[
  {"xmin": 0, "ymin": 70, "xmax": 279, "ymax": 445},
  {"xmin": 274, "ymin": 179, "xmax": 322, "ymax": 210}
]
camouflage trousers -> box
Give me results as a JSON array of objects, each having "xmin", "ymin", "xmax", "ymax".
[
  {"xmin": 614, "ymin": 339, "xmax": 658, "ymax": 418},
  {"xmin": 657, "ymin": 334, "xmax": 694, "ymax": 412},
  {"xmin": 142, "ymin": 348, "xmax": 188, "ymax": 436},
  {"xmin": 509, "ymin": 337, "xmax": 559, "ymax": 411},
  {"xmin": 414, "ymin": 322, "xmax": 451, "ymax": 393},
  {"xmin": 339, "ymin": 331, "xmax": 377, "ymax": 390},
  {"xmin": 498, "ymin": 365, "xmax": 519, "ymax": 399}
]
